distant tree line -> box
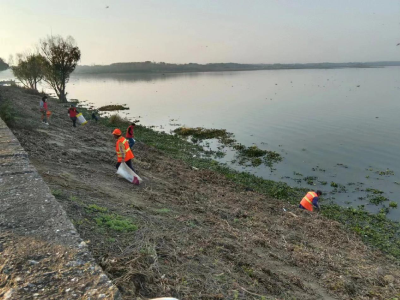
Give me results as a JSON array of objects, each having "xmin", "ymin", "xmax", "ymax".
[
  {"xmin": 75, "ymin": 61, "xmax": 400, "ymax": 75},
  {"xmin": 0, "ymin": 58, "xmax": 9, "ymax": 71},
  {"xmin": 10, "ymin": 35, "xmax": 81, "ymax": 102}
]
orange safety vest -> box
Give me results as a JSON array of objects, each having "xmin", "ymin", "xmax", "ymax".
[
  {"xmin": 116, "ymin": 137, "xmax": 134, "ymax": 162},
  {"xmin": 300, "ymin": 191, "xmax": 318, "ymax": 212}
]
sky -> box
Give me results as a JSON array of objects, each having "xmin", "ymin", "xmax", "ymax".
[{"xmin": 1, "ymin": 0, "xmax": 400, "ymax": 65}]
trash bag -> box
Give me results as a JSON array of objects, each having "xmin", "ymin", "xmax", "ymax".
[
  {"xmin": 76, "ymin": 113, "xmax": 88, "ymax": 125},
  {"xmin": 116, "ymin": 162, "xmax": 142, "ymax": 185}
]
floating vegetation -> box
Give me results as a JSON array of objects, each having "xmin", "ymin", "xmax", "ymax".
[
  {"xmin": 293, "ymin": 171, "xmax": 303, "ymax": 176},
  {"xmin": 376, "ymin": 169, "xmax": 395, "ymax": 176},
  {"xmin": 318, "ymin": 181, "xmax": 328, "ymax": 185},
  {"xmin": 263, "ymin": 151, "xmax": 282, "ymax": 167},
  {"xmin": 329, "ymin": 181, "xmax": 346, "ymax": 193},
  {"xmin": 174, "ymin": 127, "xmax": 236, "ymax": 146},
  {"xmin": 369, "ymin": 196, "xmax": 388, "ymax": 205},
  {"xmin": 174, "ymin": 127, "xmax": 282, "ymax": 168},
  {"xmin": 312, "ymin": 166, "xmax": 326, "ymax": 172},
  {"xmin": 336, "ymin": 163, "xmax": 349, "ymax": 168},
  {"xmin": 234, "ymin": 144, "xmax": 266, "ymax": 157},
  {"xmin": 98, "ymin": 104, "xmax": 129, "ymax": 111},
  {"xmin": 389, "ymin": 202, "xmax": 398, "ymax": 208},
  {"xmin": 366, "ymin": 188, "xmax": 384, "ymax": 195},
  {"xmin": 303, "ymin": 176, "xmax": 317, "ymax": 185}
]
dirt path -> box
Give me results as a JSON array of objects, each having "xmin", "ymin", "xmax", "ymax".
[{"xmin": 1, "ymin": 86, "xmax": 400, "ymax": 299}]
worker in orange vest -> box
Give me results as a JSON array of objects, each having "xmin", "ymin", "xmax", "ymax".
[
  {"xmin": 299, "ymin": 190, "xmax": 322, "ymax": 211},
  {"xmin": 112, "ymin": 128, "xmax": 136, "ymax": 172}
]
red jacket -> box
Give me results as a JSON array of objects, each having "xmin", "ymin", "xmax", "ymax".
[
  {"xmin": 126, "ymin": 125, "xmax": 135, "ymax": 138},
  {"xmin": 68, "ymin": 107, "xmax": 77, "ymax": 118}
]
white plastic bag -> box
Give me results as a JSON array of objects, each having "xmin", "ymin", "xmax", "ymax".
[
  {"xmin": 116, "ymin": 162, "xmax": 142, "ymax": 185},
  {"xmin": 76, "ymin": 113, "xmax": 88, "ymax": 125}
]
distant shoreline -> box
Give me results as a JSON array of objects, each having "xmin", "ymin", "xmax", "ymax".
[{"xmin": 75, "ymin": 61, "xmax": 400, "ymax": 75}]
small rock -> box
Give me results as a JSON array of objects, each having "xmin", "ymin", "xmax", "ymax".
[
  {"xmin": 98, "ymin": 294, "xmax": 106, "ymax": 299},
  {"xmin": 98, "ymin": 274, "xmax": 108, "ymax": 284},
  {"xmin": 376, "ymin": 267, "xmax": 384, "ymax": 276},
  {"xmin": 384, "ymin": 274, "xmax": 395, "ymax": 284},
  {"xmin": 33, "ymin": 293, "xmax": 40, "ymax": 297},
  {"xmin": 29, "ymin": 260, "xmax": 39, "ymax": 265},
  {"xmin": 15, "ymin": 276, "xmax": 23, "ymax": 282}
]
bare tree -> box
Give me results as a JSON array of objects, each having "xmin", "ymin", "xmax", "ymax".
[
  {"xmin": 40, "ymin": 35, "xmax": 81, "ymax": 102},
  {"xmin": 11, "ymin": 53, "xmax": 46, "ymax": 90}
]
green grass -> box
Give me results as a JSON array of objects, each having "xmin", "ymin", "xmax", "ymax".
[
  {"xmin": 87, "ymin": 204, "xmax": 108, "ymax": 213},
  {"xmin": 69, "ymin": 195, "xmax": 79, "ymax": 202},
  {"xmin": 51, "ymin": 189, "xmax": 63, "ymax": 198},
  {"xmin": 95, "ymin": 214, "xmax": 138, "ymax": 232}
]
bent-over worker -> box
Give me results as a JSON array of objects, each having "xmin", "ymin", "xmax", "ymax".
[
  {"xmin": 113, "ymin": 128, "xmax": 136, "ymax": 172},
  {"xmin": 299, "ymin": 190, "xmax": 322, "ymax": 211}
]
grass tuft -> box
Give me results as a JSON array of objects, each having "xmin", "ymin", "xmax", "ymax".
[{"xmin": 95, "ymin": 214, "xmax": 138, "ymax": 232}]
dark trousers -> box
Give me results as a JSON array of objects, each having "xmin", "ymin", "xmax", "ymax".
[
  {"xmin": 71, "ymin": 117, "xmax": 77, "ymax": 127},
  {"xmin": 116, "ymin": 159, "xmax": 136, "ymax": 172},
  {"xmin": 128, "ymin": 138, "xmax": 135, "ymax": 148}
]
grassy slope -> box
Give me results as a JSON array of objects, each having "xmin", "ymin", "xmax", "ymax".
[
  {"xmin": 1, "ymin": 85, "xmax": 400, "ymax": 299},
  {"xmin": 97, "ymin": 112, "xmax": 400, "ymax": 260}
]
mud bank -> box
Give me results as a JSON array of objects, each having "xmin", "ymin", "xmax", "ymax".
[{"xmin": 1, "ymin": 85, "xmax": 400, "ymax": 299}]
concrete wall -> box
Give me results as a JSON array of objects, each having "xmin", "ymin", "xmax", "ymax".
[{"xmin": 0, "ymin": 118, "xmax": 121, "ymax": 299}]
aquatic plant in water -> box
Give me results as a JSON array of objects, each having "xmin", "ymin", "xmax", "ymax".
[{"xmin": 98, "ymin": 104, "xmax": 129, "ymax": 111}]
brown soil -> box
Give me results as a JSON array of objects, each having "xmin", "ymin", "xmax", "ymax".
[{"xmin": 1, "ymin": 86, "xmax": 400, "ymax": 300}]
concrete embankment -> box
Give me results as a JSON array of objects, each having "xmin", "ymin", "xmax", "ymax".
[{"xmin": 0, "ymin": 118, "xmax": 120, "ymax": 299}]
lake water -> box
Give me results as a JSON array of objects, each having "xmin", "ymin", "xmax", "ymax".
[{"xmin": 2, "ymin": 67, "xmax": 400, "ymax": 219}]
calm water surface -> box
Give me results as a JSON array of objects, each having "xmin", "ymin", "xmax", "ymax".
[{"xmin": 2, "ymin": 68, "xmax": 400, "ymax": 219}]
